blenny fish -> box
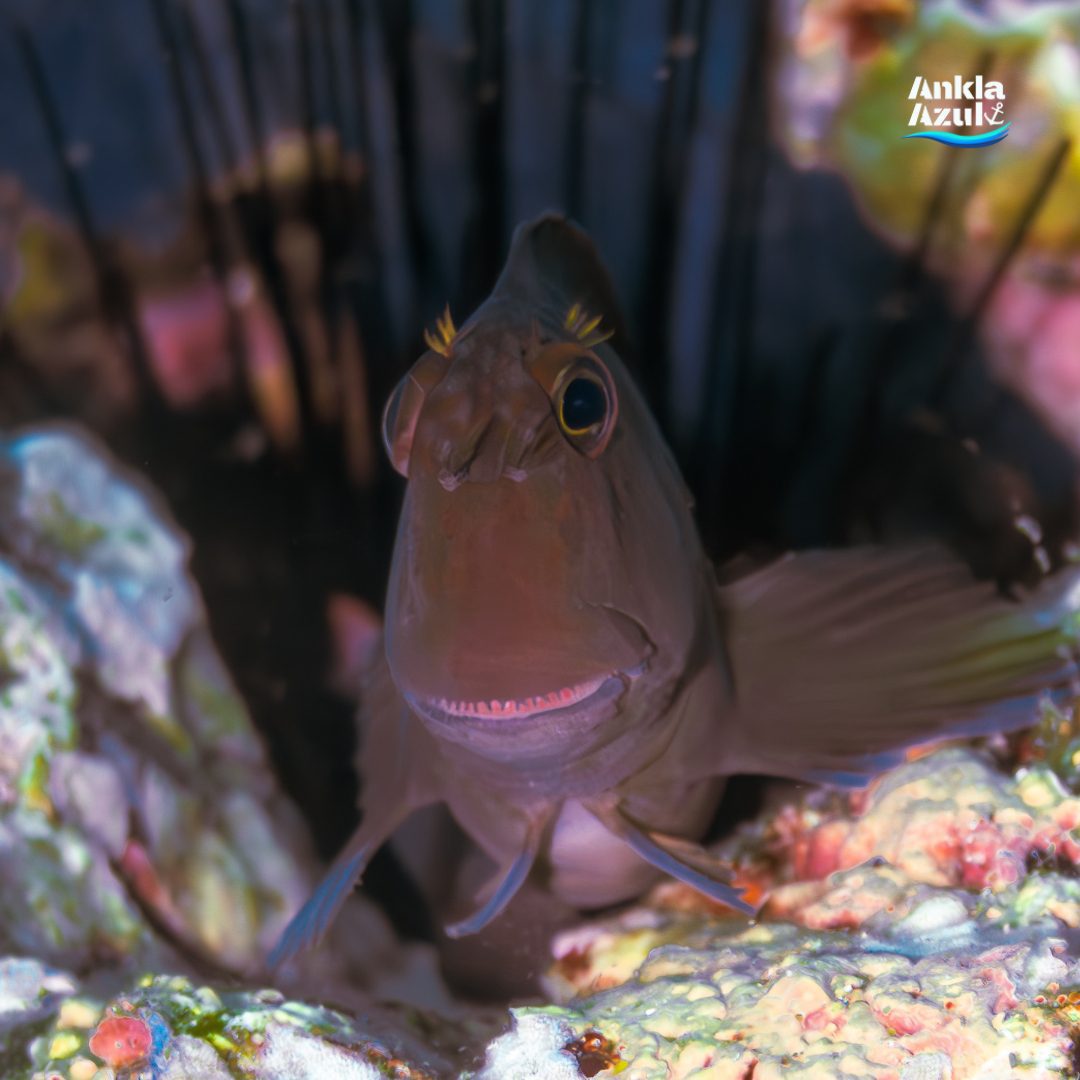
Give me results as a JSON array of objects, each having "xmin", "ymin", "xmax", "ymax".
[{"xmin": 272, "ymin": 215, "xmax": 1080, "ymax": 966}]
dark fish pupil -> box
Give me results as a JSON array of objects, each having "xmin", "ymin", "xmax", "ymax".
[{"xmin": 563, "ymin": 377, "xmax": 606, "ymax": 430}]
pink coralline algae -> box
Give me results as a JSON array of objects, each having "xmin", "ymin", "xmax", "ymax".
[
  {"xmin": 700, "ymin": 747, "xmax": 1080, "ymax": 932},
  {"xmin": 88, "ymin": 1014, "xmax": 152, "ymax": 1069}
]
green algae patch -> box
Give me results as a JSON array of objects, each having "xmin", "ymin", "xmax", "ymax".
[
  {"xmin": 180, "ymin": 667, "xmax": 251, "ymax": 745},
  {"xmin": 18, "ymin": 754, "xmax": 55, "ymax": 819},
  {"xmin": 140, "ymin": 709, "xmax": 196, "ymax": 760},
  {"xmin": 1022, "ymin": 701, "xmax": 1080, "ymax": 794},
  {"xmin": 37, "ymin": 493, "xmax": 108, "ymax": 560}
]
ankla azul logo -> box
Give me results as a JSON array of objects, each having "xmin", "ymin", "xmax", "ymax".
[{"xmin": 904, "ymin": 74, "xmax": 1010, "ymax": 147}]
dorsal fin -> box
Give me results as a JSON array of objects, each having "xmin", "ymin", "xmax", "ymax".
[{"xmin": 488, "ymin": 214, "xmax": 633, "ymax": 358}]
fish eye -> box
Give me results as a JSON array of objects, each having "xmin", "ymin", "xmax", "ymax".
[
  {"xmin": 552, "ymin": 358, "xmax": 618, "ymax": 457},
  {"xmin": 558, "ymin": 375, "xmax": 608, "ymax": 435},
  {"xmin": 526, "ymin": 342, "xmax": 619, "ymax": 457}
]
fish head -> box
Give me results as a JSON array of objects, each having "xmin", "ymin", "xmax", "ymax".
[{"xmin": 381, "ymin": 217, "xmax": 712, "ymax": 764}]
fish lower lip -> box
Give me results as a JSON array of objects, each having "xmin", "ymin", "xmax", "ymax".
[{"xmin": 412, "ymin": 664, "xmax": 646, "ymax": 722}]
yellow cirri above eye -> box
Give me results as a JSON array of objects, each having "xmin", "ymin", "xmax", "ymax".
[
  {"xmin": 564, "ymin": 302, "xmax": 614, "ymax": 349},
  {"xmin": 423, "ymin": 305, "xmax": 457, "ymax": 357}
]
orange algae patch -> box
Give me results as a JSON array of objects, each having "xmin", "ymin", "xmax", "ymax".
[{"xmin": 555, "ymin": 945, "xmax": 595, "ymax": 983}]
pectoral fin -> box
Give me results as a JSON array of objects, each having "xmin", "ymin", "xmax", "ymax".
[
  {"xmin": 269, "ymin": 807, "xmax": 405, "ymax": 971},
  {"xmin": 444, "ymin": 813, "xmax": 548, "ymax": 939},
  {"xmin": 270, "ymin": 646, "xmax": 440, "ymax": 970},
  {"xmin": 587, "ymin": 800, "xmax": 755, "ymax": 914},
  {"xmin": 721, "ymin": 544, "xmax": 1080, "ymax": 786}
]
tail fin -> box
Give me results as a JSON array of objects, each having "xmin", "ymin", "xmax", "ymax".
[{"xmin": 721, "ymin": 545, "xmax": 1080, "ymax": 786}]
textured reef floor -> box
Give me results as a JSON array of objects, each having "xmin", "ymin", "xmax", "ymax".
[
  {"xmin": 2, "ymin": 425, "xmax": 1080, "ymax": 1079},
  {"xmin": 488, "ymin": 748, "xmax": 1080, "ymax": 1078}
]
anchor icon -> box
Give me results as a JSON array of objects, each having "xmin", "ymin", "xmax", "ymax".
[{"xmin": 985, "ymin": 102, "xmax": 1005, "ymax": 125}]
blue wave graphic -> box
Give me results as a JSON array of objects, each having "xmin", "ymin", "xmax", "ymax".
[{"xmin": 903, "ymin": 123, "xmax": 1011, "ymax": 147}]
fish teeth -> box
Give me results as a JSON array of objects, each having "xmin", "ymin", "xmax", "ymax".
[{"xmin": 427, "ymin": 676, "xmax": 609, "ymax": 719}]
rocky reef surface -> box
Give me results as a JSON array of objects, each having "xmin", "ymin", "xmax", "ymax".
[
  {"xmin": 0, "ymin": 426, "xmax": 471, "ymax": 1078},
  {"xmin": 0, "ymin": 961, "xmax": 465, "ymax": 1079},
  {"xmin": 0, "ymin": 424, "xmax": 309, "ymax": 975},
  {"xmin": 486, "ymin": 747, "xmax": 1080, "ymax": 1078},
  {"xmin": 2, "ymin": 424, "xmax": 1079, "ymax": 1079}
]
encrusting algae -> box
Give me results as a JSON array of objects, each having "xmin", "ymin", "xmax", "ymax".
[{"xmin": 486, "ymin": 744, "xmax": 1080, "ymax": 1079}]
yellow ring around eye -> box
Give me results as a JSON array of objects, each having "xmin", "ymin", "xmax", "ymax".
[{"xmin": 557, "ymin": 372, "xmax": 608, "ymax": 436}]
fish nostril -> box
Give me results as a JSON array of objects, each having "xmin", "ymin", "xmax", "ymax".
[
  {"xmin": 439, "ymin": 436, "xmax": 482, "ymax": 489},
  {"xmin": 439, "ymin": 466, "xmax": 470, "ymax": 492}
]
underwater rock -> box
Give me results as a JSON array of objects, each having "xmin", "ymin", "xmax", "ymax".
[
  {"xmin": 519, "ymin": 917, "xmax": 1076, "ymax": 1078},
  {"xmin": 0, "ymin": 424, "xmax": 506, "ymax": 1078},
  {"xmin": 476, "ymin": 1013, "xmax": 581, "ymax": 1080},
  {"xmin": 729, "ymin": 745, "xmax": 1080, "ymax": 930},
  {"xmin": 0, "ymin": 425, "xmax": 399, "ymax": 982},
  {"xmin": 0, "ymin": 958, "xmax": 77, "ymax": 1037},
  {"xmin": 0, "ymin": 968, "xmax": 462, "ymax": 1079},
  {"xmin": 980, "ymin": 264, "xmax": 1080, "ymax": 457},
  {"xmin": 473, "ymin": 746, "xmax": 1080, "ymax": 1078}
]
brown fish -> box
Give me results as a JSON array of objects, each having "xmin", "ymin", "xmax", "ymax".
[{"xmin": 271, "ymin": 215, "xmax": 1080, "ymax": 965}]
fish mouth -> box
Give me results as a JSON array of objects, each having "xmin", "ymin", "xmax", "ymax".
[{"xmin": 406, "ymin": 662, "xmax": 647, "ymax": 734}]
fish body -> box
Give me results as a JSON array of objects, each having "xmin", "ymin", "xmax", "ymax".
[{"xmin": 271, "ymin": 216, "xmax": 1080, "ymax": 967}]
